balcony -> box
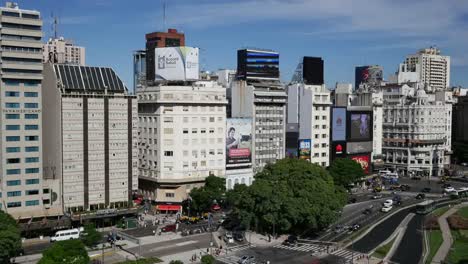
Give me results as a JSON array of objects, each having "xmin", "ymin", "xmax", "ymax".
[
  {"xmin": 1, "ymin": 61, "xmax": 42, "ymax": 71},
  {"xmin": 1, "ymin": 71, "xmax": 42, "ymax": 80},
  {"xmin": 1, "ymin": 27, "xmax": 42, "ymax": 38},
  {"xmin": 1, "ymin": 49, "xmax": 43, "ymax": 60},
  {"xmin": 0, "ymin": 39, "xmax": 43, "ymax": 49},
  {"xmin": 1, "ymin": 16, "xmax": 42, "ymax": 27}
]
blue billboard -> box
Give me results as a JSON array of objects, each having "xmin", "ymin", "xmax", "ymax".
[
  {"xmin": 332, "ymin": 108, "xmax": 346, "ymax": 141},
  {"xmin": 298, "ymin": 139, "xmax": 311, "ymax": 160}
]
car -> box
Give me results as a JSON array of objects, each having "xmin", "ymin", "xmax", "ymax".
[
  {"xmin": 383, "ymin": 199, "xmax": 393, "ymax": 207},
  {"xmin": 381, "ymin": 206, "xmax": 393, "ymax": 212},
  {"xmin": 400, "ymin": 184, "xmax": 411, "ymax": 191},
  {"xmin": 442, "ymin": 183, "xmax": 452, "ymax": 188},
  {"xmin": 445, "ymin": 187, "xmax": 456, "ymax": 193},
  {"xmin": 181, "ymin": 229, "xmax": 189, "ymax": 236},
  {"xmin": 389, "ymin": 185, "xmax": 401, "ymax": 191},
  {"xmin": 392, "ymin": 195, "xmax": 401, "ymax": 202},
  {"xmin": 373, "ymin": 186, "xmax": 382, "ymax": 192},
  {"xmin": 416, "ymin": 193, "xmax": 426, "ymax": 199},
  {"xmin": 334, "ymin": 225, "xmax": 344, "ymax": 234},
  {"xmin": 363, "ymin": 208, "xmax": 373, "ymax": 215},
  {"xmin": 161, "ymin": 224, "xmax": 177, "ymax": 233},
  {"xmin": 394, "ymin": 200, "xmax": 403, "ymax": 206},
  {"xmin": 372, "ymin": 194, "xmax": 383, "ymax": 199},
  {"xmin": 283, "ymin": 235, "xmax": 298, "ymax": 246},
  {"xmin": 238, "ymin": 256, "xmax": 255, "ymax": 264},
  {"xmin": 234, "ymin": 232, "xmax": 244, "ymax": 242},
  {"xmin": 349, "ymin": 224, "xmax": 360, "ymax": 231},
  {"xmin": 348, "ymin": 197, "xmax": 357, "ymax": 204},
  {"xmin": 224, "ymin": 233, "xmax": 234, "ymax": 244},
  {"xmin": 461, "ymin": 162, "xmax": 468, "ymax": 167},
  {"xmin": 421, "ymin": 187, "xmax": 431, "ymax": 193}
]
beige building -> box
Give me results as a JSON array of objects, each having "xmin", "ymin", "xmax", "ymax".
[
  {"xmin": 137, "ymin": 82, "xmax": 227, "ymax": 211},
  {"xmin": 43, "ymin": 36, "xmax": 85, "ymax": 65},
  {"xmin": 42, "ymin": 63, "xmax": 138, "ymax": 213}
]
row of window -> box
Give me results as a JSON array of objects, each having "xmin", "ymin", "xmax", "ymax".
[
  {"xmin": 6, "ymin": 179, "xmax": 40, "ymax": 186},
  {"xmin": 6, "ymin": 146, "xmax": 39, "ymax": 153},
  {"xmin": 5, "ymin": 136, "xmax": 39, "ymax": 141},
  {"xmin": 182, "ymin": 128, "xmax": 221, "ymax": 134},
  {"xmin": 6, "ymin": 157, "xmax": 39, "ymax": 164},
  {"xmin": 5, "ymin": 113, "xmax": 38, "ymax": 119},
  {"xmin": 3, "ymin": 79, "xmax": 41, "ymax": 86},
  {"xmin": 6, "ymin": 190, "xmax": 39, "ymax": 197},
  {"xmin": 5, "ymin": 91, "xmax": 38, "ymax": 97},
  {"xmin": 5, "ymin": 102, "xmax": 39, "ymax": 108},
  {"xmin": 6, "ymin": 168, "xmax": 39, "ymax": 175},
  {"xmin": 6, "ymin": 200, "xmax": 40, "ymax": 208},
  {"xmin": 6, "ymin": 125, "xmax": 39, "ymax": 130}
]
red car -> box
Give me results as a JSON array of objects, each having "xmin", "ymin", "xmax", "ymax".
[
  {"xmin": 161, "ymin": 224, "xmax": 177, "ymax": 232},
  {"xmin": 211, "ymin": 204, "xmax": 221, "ymax": 212}
]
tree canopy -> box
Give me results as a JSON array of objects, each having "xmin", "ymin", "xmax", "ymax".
[
  {"xmin": 0, "ymin": 211, "xmax": 21, "ymax": 263},
  {"xmin": 227, "ymin": 158, "xmax": 347, "ymax": 235},
  {"xmin": 81, "ymin": 224, "xmax": 101, "ymax": 248},
  {"xmin": 38, "ymin": 240, "xmax": 89, "ymax": 264},
  {"xmin": 187, "ymin": 175, "xmax": 225, "ymax": 214},
  {"xmin": 328, "ymin": 158, "xmax": 365, "ymax": 187}
]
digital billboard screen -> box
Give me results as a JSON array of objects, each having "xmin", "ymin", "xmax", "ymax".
[
  {"xmin": 226, "ymin": 118, "xmax": 252, "ymax": 168},
  {"xmin": 332, "ymin": 108, "xmax": 346, "ymax": 141},
  {"xmin": 349, "ymin": 112, "xmax": 372, "ymax": 141},
  {"xmin": 350, "ymin": 154, "xmax": 371, "ymax": 174},
  {"xmin": 347, "ymin": 141, "xmax": 373, "ymax": 154},
  {"xmin": 298, "ymin": 139, "xmax": 311, "ymax": 160},
  {"xmin": 331, "ymin": 142, "xmax": 346, "ymax": 160}
]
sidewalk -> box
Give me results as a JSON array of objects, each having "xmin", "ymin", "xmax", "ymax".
[
  {"xmin": 244, "ymin": 231, "xmax": 287, "ymax": 247},
  {"xmin": 432, "ymin": 202, "xmax": 468, "ymax": 263}
]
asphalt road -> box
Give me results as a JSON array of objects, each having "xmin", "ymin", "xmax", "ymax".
[
  {"xmin": 127, "ymin": 233, "xmax": 214, "ymax": 258},
  {"xmin": 351, "ymin": 207, "xmax": 412, "ymax": 253},
  {"xmin": 390, "ymin": 214, "xmax": 424, "ymax": 264},
  {"xmin": 396, "ymin": 178, "xmax": 468, "ymax": 194},
  {"xmin": 216, "ymin": 246, "xmax": 319, "ymax": 264}
]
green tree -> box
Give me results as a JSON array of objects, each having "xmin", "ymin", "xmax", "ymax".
[
  {"xmin": 169, "ymin": 260, "xmax": 184, "ymax": 264},
  {"xmin": 328, "ymin": 158, "xmax": 365, "ymax": 187},
  {"xmin": 188, "ymin": 176, "xmax": 225, "ymax": 214},
  {"xmin": 200, "ymin": 255, "xmax": 215, "ymax": 264},
  {"xmin": 230, "ymin": 158, "xmax": 347, "ymax": 235},
  {"xmin": 80, "ymin": 223, "xmax": 101, "ymax": 248},
  {"xmin": 38, "ymin": 240, "xmax": 89, "ymax": 264},
  {"xmin": 0, "ymin": 210, "xmax": 21, "ymax": 264}
]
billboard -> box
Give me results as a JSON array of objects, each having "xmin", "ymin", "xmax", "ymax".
[
  {"xmin": 226, "ymin": 118, "xmax": 252, "ymax": 168},
  {"xmin": 355, "ymin": 65, "xmax": 383, "ymax": 88},
  {"xmin": 298, "ymin": 139, "xmax": 311, "ymax": 160},
  {"xmin": 155, "ymin": 46, "xmax": 199, "ymax": 81},
  {"xmin": 331, "ymin": 142, "xmax": 347, "ymax": 160},
  {"xmin": 332, "ymin": 108, "xmax": 347, "ymax": 141},
  {"xmin": 349, "ymin": 112, "xmax": 372, "ymax": 141},
  {"xmin": 347, "ymin": 141, "xmax": 373, "ymax": 154},
  {"xmin": 237, "ymin": 49, "xmax": 280, "ymax": 80},
  {"xmin": 350, "ymin": 154, "xmax": 371, "ymax": 174}
]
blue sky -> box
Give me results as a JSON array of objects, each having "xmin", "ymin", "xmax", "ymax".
[{"xmin": 18, "ymin": 0, "xmax": 468, "ymax": 91}]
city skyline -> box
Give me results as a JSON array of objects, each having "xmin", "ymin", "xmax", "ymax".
[{"xmin": 27, "ymin": 0, "xmax": 468, "ymax": 91}]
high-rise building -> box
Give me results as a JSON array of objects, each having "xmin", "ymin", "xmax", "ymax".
[
  {"xmin": 355, "ymin": 65, "xmax": 383, "ymax": 89},
  {"xmin": 42, "ymin": 64, "xmax": 138, "ymax": 214},
  {"xmin": 137, "ymin": 82, "xmax": 227, "ymax": 210},
  {"xmin": 43, "ymin": 37, "xmax": 85, "ymax": 65},
  {"xmin": 381, "ymin": 83, "xmax": 453, "ymax": 177},
  {"xmin": 393, "ymin": 47, "xmax": 450, "ymax": 90},
  {"xmin": 145, "ymin": 29, "xmax": 185, "ymax": 82},
  {"xmin": 133, "ymin": 50, "xmax": 146, "ymax": 90},
  {"xmin": 0, "ymin": 3, "xmax": 62, "ymax": 219}
]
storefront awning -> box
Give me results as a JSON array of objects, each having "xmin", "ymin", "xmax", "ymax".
[{"xmin": 157, "ymin": 205, "xmax": 181, "ymax": 211}]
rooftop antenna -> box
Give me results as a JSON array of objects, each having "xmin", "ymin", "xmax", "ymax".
[
  {"xmin": 51, "ymin": 12, "xmax": 58, "ymax": 39},
  {"xmin": 163, "ymin": 0, "xmax": 167, "ymax": 30}
]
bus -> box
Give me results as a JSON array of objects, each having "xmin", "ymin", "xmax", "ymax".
[
  {"xmin": 449, "ymin": 187, "xmax": 468, "ymax": 199},
  {"xmin": 415, "ymin": 200, "xmax": 435, "ymax": 214}
]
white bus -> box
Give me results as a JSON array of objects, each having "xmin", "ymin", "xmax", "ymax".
[{"xmin": 50, "ymin": 227, "xmax": 83, "ymax": 242}]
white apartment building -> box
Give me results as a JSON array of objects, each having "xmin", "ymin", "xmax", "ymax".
[
  {"xmin": 287, "ymin": 83, "xmax": 331, "ymax": 166},
  {"xmin": 231, "ymin": 80, "xmax": 287, "ymax": 171},
  {"xmin": 0, "ymin": 3, "xmax": 63, "ymax": 219},
  {"xmin": 137, "ymin": 82, "xmax": 227, "ymax": 207},
  {"xmin": 42, "ymin": 64, "xmax": 138, "ymax": 213},
  {"xmin": 393, "ymin": 47, "xmax": 450, "ymax": 90},
  {"xmin": 43, "ymin": 36, "xmax": 85, "ymax": 65},
  {"xmin": 381, "ymin": 83, "xmax": 453, "ymax": 177}
]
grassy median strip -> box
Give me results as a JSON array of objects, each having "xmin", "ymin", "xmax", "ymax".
[
  {"xmin": 457, "ymin": 206, "xmax": 468, "ymax": 218},
  {"xmin": 372, "ymin": 237, "xmax": 396, "ymax": 259},
  {"xmin": 447, "ymin": 230, "xmax": 468, "ymax": 264},
  {"xmin": 425, "ymin": 229, "xmax": 443, "ymax": 264},
  {"xmin": 432, "ymin": 206, "xmax": 450, "ymax": 217}
]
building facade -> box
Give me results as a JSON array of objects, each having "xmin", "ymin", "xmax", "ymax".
[
  {"xmin": 0, "ymin": 3, "xmax": 62, "ymax": 219},
  {"xmin": 394, "ymin": 47, "xmax": 450, "ymax": 90},
  {"xmin": 43, "ymin": 37, "xmax": 85, "ymax": 65},
  {"xmin": 453, "ymin": 95, "xmax": 468, "ymax": 163},
  {"xmin": 137, "ymin": 82, "xmax": 227, "ymax": 209},
  {"xmin": 287, "ymin": 83, "xmax": 331, "ymax": 166},
  {"xmin": 42, "ymin": 64, "xmax": 138, "ymax": 213},
  {"xmin": 133, "ymin": 50, "xmax": 146, "ymax": 91},
  {"xmin": 381, "ymin": 83, "xmax": 453, "ymax": 177}
]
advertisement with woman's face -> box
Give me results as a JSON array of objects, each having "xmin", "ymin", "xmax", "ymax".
[{"xmin": 226, "ymin": 118, "xmax": 252, "ymax": 168}]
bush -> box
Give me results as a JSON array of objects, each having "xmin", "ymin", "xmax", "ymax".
[
  {"xmin": 169, "ymin": 261, "xmax": 184, "ymax": 264},
  {"xmin": 424, "ymin": 216, "xmax": 440, "ymax": 229},
  {"xmin": 201, "ymin": 255, "xmax": 215, "ymax": 264},
  {"xmin": 448, "ymin": 215, "xmax": 468, "ymax": 230}
]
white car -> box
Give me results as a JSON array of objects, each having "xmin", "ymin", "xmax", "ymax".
[
  {"xmin": 444, "ymin": 187, "xmax": 456, "ymax": 193},
  {"xmin": 381, "ymin": 206, "xmax": 393, "ymax": 212},
  {"xmin": 224, "ymin": 233, "xmax": 234, "ymax": 244},
  {"xmin": 383, "ymin": 199, "xmax": 393, "ymax": 207}
]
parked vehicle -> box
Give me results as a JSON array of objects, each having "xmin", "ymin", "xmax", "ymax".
[
  {"xmin": 400, "ymin": 184, "xmax": 411, "ymax": 191},
  {"xmin": 234, "ymin": 232, "xmax": 244, "ymax": 242},
  {"xmin": 161, "ymin": 224, "xmax": 177, "ymax": 233},
  {"xmin": 381, "ymin": 206, "xmax": 393, "ymax": 212},
  {"xmin": 461, "ymin": 162, "xmax": 468, "ymax": 167},
  {"xmin": 50, "ymin": 228, "xmax": 83, "ymax": 242},
  {"xmin": 372, "ymin": 194, "xmax": 382, "ymax": 199},
  {"xmin": 283, "ymin": 235, "xmax": 298, "ymax": 246},
  {"xmin": 348, "ymin": 197, "xmax": 357, "ymax": 204},
  {"xmin": 445, "ymin": 187, "xmax": 456, "ymax": 193},
  {"xmin": 238, "ymin": 256, "xmax": 255, "ymax": 264}
]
